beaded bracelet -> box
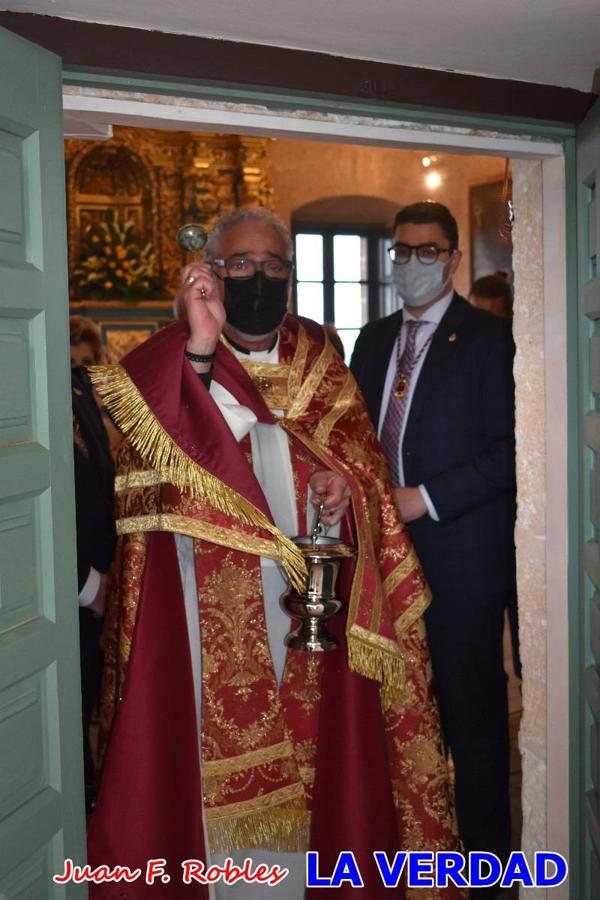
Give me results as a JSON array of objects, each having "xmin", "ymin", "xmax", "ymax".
[{"xmin": 184, "ymin": 348, "xmax": 216, "ymax": 363}]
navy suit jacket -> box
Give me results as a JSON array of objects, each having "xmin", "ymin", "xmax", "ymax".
[
  {"xmin": 350, "ymin": 293, "xmax": 516, "ymax": 599},
  {"xmin": 72, "ymin": 367, "xmax": 116, "ymax": 593}
]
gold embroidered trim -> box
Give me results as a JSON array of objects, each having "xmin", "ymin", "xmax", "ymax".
[
  {"xmin": 89, "ymin": 364, "xmax": 307, "ymax": 591},
  {"xmin": 203, "ymin": 763, "xmax": 309, "ymax": 856},
  {"xmin": 202, "ymin": 740, "xmax": 295, "ymax": 778},
  {"xmin": 237, "ymin": 360, "xmax": 291, "ymax": 411},
  {"xmin": 348, "ymin": 622, "xmax": 403, "ymax": 656},
  {"xmin": 238, "ymin": 361, "xmax": 290, "ymax": 379},
  {"xmin": 299, "ymin": 766, "xmax": 315, "ymax": 784},
  {"xmin": 117, "ymin": 514, "xmax": 280, "ymax": 560},
  {"xmin": 382, "ymin": 550, "xmax": 424, "ymax": 597},
  {"xmin": 114, "ymin": 470, "xmax": 164, "ymax": 492},
  {"xmin": 287, "ymin": 324, "xmax": 310, "ymax": 402},
  {"xmin": 287, "ymin": 328, "xmax": 334, "ymax": 420},
  {"xmin": 313, "ymin": 369, "xmax": 358, "ymax": 446},
  {"xmin": 204, "ymin": 781, "xmax": 306, "ymax": 822},
  {"xmin": 346, "ymin": 524, "xmax": 404, "ymax": 708},
  {"xmin": 393, "ymin": 582, "xmax": 432, "ymax": 635}
]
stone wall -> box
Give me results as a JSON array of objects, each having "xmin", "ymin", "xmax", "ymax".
[{"xmin": 512, "ymin": 159, "xmax": 547, "ymax": 894}]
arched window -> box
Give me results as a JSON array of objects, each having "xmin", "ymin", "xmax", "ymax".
[{"xmin": 292, "ymin": 195, "xmax": 398, "ymax": 359}]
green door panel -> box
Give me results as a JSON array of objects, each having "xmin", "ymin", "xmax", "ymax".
[
  {"xmin": 0, "ymin": 26, "xmax": 86, "ymax": 898},
  {"xmin": 576, "ymin": 94, "xmax": 600, "ymax": 900}
]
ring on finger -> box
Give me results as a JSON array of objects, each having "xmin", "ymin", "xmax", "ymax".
[{"xmin": 186, "ymin": 274, "xmax": 196, "ymax": 285}]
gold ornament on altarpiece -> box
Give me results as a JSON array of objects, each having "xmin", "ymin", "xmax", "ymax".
[{"xmin": 65, "ymin": 127, "xmax": 274, "ymax": 358}]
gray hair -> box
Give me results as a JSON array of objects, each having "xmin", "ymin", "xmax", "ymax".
[{"xmin": 204, "ymin": 206, "xmax": 293, "ymax": 261}]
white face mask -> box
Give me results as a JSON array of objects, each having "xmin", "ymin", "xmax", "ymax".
[{"xmin": 393, "ymin": 256, "xmax": 449, "ymax": 308}]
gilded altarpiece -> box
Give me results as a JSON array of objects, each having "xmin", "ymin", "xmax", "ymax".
[{"xmin": 65, "ymin": 126, "xmax": 273, "ymax": 359}]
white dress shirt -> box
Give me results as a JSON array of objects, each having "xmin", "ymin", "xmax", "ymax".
[
  {"xmin": 78, "ymin": 566, "xmax": 101, "ymax": 606},
  {"xmin": 378, "ymin": 290, "xmax": 454, "ymax": 521}
]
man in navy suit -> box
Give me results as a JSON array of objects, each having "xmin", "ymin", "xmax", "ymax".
[{"xmin": 350, "ymin": 202, "xmax": 516, "ymax": 877}]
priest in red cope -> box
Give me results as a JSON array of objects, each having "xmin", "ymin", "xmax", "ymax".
[{"xmin": 88, "ymin": 207, "xmax": 465, "ymax": 900}]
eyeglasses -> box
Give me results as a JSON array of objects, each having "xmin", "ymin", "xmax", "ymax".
[
  {"xmin": 388, "ymin": 243, "xmax": 454, "ymax": 266},
  {"xmin": 212, "ymin": 255, "xmax": 293, "ymax": 280}
]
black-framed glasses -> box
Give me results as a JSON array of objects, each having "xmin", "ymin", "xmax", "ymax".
[
  {"xmin": 212, "ymin": 255, "xmax": 293, "ymax": 280},
  {"xmin": 388, "ymin": 243, "xmax": 454, "ymax": 266}
]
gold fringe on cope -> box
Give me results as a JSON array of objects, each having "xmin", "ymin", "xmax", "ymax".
[
  {"xmin": 204, "ymin": 786, "xmax": 310, "ymax": 855},
  {"xmin": 206, "ymin": 809, "xmax": 310, "ymax": 856},
  {"xmin": 89, "ymin": 364, "xmax": 307, "ymax": 592},
  {"xmin": 347, "ymin": 629, "xmax": 406, "ymax": 710}
]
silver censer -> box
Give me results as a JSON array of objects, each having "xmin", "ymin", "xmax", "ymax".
[{"xmin": 282, "ymin": 501, "xmax": 355, "ymax": 651}]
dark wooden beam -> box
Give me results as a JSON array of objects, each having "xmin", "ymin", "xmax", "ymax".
[{"xmin": 0, "ymin": 12, "xmax": 594, "ymax": 125}]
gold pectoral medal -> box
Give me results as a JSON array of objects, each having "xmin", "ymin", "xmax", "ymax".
[{"xmin": 394, "ymin": 375, "xmax": 409, "ymax": 399}]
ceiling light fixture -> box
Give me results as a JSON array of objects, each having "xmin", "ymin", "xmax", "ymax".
[{"xmin": 425, "ymin": 171, "xmax": 442, "ymax": 190}]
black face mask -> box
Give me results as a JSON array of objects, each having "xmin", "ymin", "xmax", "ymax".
[{"xmin": 223, "ymin": 271, "xmax": 288, "ymax": 336}]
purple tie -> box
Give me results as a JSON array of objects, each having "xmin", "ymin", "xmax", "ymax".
[{"xmin": 379, "ymin": 320, "xmax": 423, "ymax": 486}]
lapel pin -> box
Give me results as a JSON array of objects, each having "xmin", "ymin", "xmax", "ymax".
[{"xmin": 448, "ymin": 333, "xmax": 457, "ymax": 342}]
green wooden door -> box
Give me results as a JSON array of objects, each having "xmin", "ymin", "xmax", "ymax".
[
  {"xmin": 576, "ymin": 95, "xmax": 600, "ymax": 899},
  {"xmin": 0, "ymin": 27, "xmax": 86, "ymax": 898}
]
